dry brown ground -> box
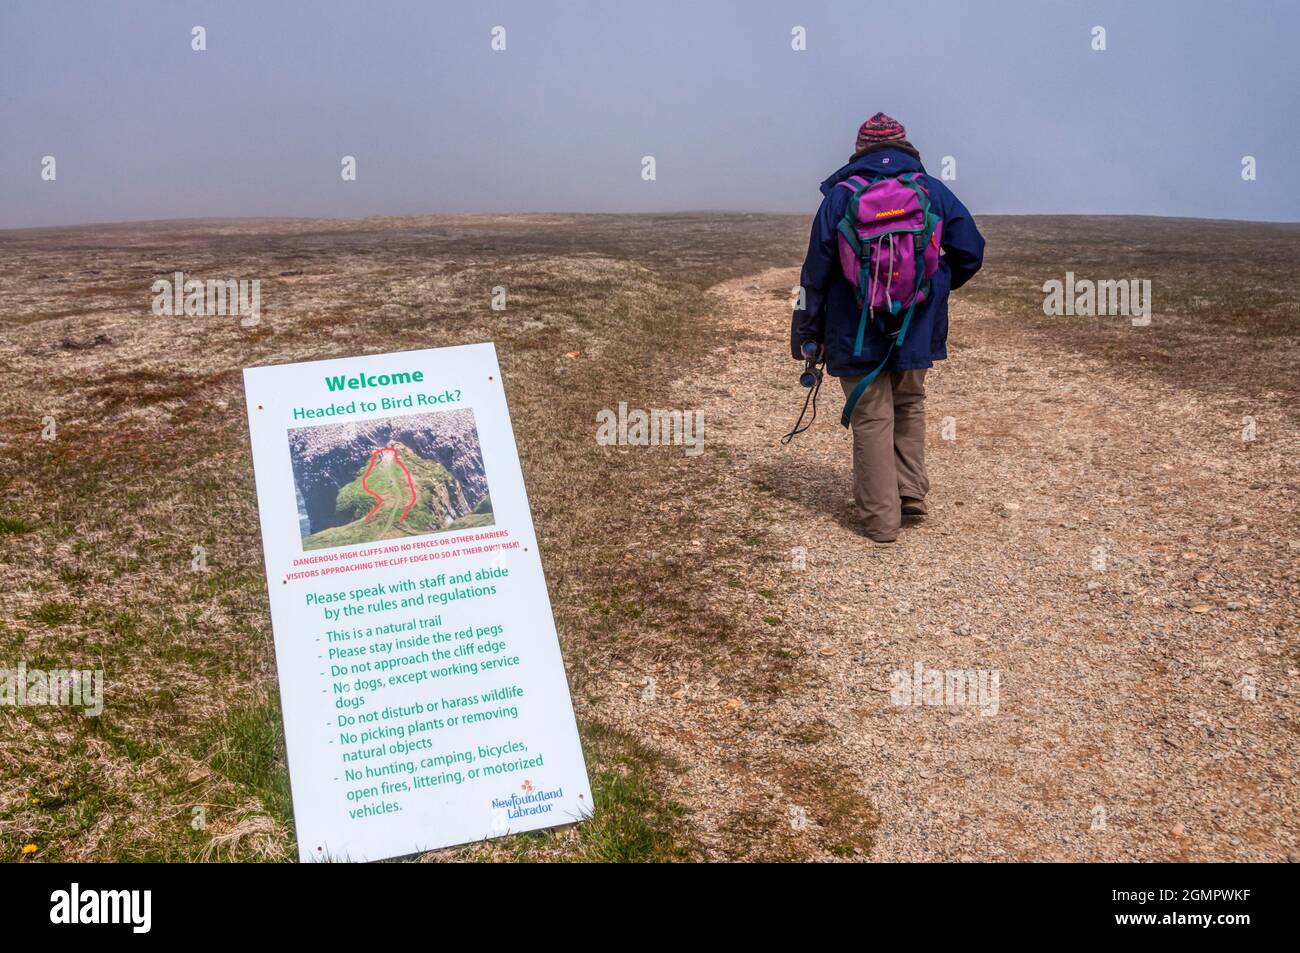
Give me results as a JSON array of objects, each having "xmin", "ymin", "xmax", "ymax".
[
  {"xmin": 583, "ymin": 265, "xmax": 1297, "ymax": 860},
  {"xmin": 0, "ymin": 214, "xmax": 812, "ymax": 861},
  {"xmin": 1, "ymin": 214, "xmax": 1296, "ymax": 861}
]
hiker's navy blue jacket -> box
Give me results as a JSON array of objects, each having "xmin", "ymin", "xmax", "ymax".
[{"xmin": 792, "ymin": 148, "xmax": 985, "ymax": 376}]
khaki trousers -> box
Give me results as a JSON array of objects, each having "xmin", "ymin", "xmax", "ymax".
[{"xmin": 838, "ymin": 369, "xmax": 929, "ymax": 541}]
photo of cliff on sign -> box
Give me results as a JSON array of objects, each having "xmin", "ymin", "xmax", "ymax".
[{"xmin": 289, "ymin": 409, "xmax": 494, "ymax": 551}]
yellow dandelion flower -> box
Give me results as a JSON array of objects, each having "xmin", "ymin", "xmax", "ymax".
[
  {"xmin": 22, "ymin": 844, "xmax": 38, "ymax": 855},
  {"xmin": 29, "ymin": 797, "xmax": 41, "ymax": 805}
]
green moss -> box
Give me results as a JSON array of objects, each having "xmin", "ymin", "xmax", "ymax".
[
  {"xmin": 200, "ymin": 696, "xmax": 294, "ymax": 829},
  {"xmin": 26, "ymin": 601, "xmax": 77, "ymax": 627}
]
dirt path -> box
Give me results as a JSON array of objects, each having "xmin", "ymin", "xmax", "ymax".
[
  {"xmin": 363, "ymin": 448, "xmax": 417, "ymax": 530},
  {"xmin": 599, "ymin": 266, "xmax": 1298, "ymax": 861}
]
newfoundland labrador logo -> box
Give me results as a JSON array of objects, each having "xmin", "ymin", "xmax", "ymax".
[
  {"xmin": 490, "ymin": 783, "xmax": 564, "ymax": 830},
  {"xmin": 50, "ymin": 883, "xmax": 151, "ymax": 934}
]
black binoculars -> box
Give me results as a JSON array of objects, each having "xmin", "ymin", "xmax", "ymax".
[{"xmin": 799, "ymin": 340, "xmax": 823, "ymax": 388}]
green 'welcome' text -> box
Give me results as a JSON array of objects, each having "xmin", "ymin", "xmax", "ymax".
[{"xmin": 326, "ymin": 370, "xmax": 425, "ymax": 391}]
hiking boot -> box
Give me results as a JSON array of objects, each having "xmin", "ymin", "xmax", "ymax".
[{"xmin": 901, "ymin": 496, "xmax": 928, "ymax": 517}]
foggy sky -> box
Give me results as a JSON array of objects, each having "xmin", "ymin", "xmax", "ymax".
[{"xmin": 2, "ymin": 0, "xmax": 1297, "ymax": 229}]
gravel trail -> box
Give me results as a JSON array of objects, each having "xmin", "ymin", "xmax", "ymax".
[{"xmin": 599, "ymin": 266, "xmax": 1298, "ymax": 861}]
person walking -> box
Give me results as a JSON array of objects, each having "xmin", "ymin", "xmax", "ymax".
[{"xmin": 792, "ymin": 112, "xmax": 985, "ymax": 543}]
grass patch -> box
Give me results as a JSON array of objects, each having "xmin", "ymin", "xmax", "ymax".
[
  {"xmin": 572, "ymin": 721, "xmax": 695, "ymax": 862},
  {"xmin": 200, "ymin": 696, "xmax": 295, "ymax": 829},
  {"xmin": 0, "ymin": 516, "xmax": 33, "ymax": 534},
  {"xmin": 26, "ymin": 601, "xmax": 77, "ymax": 627}
]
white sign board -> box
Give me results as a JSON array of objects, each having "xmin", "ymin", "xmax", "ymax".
[{"xmin": 243, "ymin": 343, "xmax": 592, "ymax": 861}]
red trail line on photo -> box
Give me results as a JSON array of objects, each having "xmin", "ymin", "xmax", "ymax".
[{"xmin": 360, "ymin": 446, "xmax": 417, "ymax": 523}]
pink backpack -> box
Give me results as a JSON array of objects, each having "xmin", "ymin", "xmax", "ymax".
[
  {"xmin": 835, "ymin": 171, "xmax": 942, "ymax": 357},
  {"xmin": 832, "ymin": 171, "xmax": 942, "ymax": 426}
]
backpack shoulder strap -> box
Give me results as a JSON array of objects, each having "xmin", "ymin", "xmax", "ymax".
[
  {"xmin": 835, "ymin": 174, "xmax": 876, "ymax": 194},
  {"xmin": 835, "ymin": 176, "xmax": 873, "ymax": 253}
]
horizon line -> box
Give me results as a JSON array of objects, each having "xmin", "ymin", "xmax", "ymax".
[{"xmin": 3, "ymin": 209, "xmax": 1298, "ymax": 236}]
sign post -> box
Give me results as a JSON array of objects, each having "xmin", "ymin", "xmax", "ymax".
[{"xmin": 243, "ymin": 343, "xmax": 592, "ymax": 861}]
